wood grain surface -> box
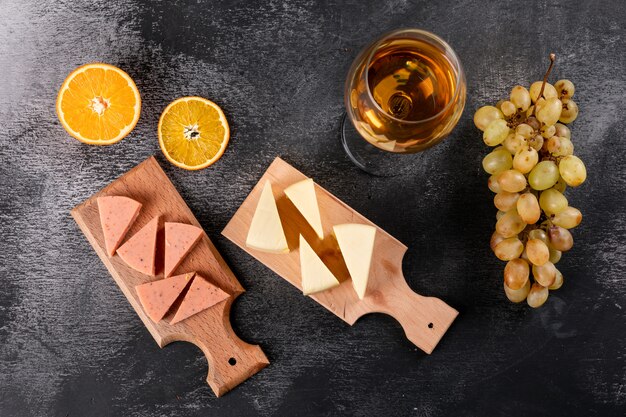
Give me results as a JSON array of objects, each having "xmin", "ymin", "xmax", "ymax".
[
  {"xmin": 71, "ymin": 156, "xmax": 268, "ymax": 397},
  {"xmin": 223, "ymin": 157, "xmax": 458, "ymax": 354},
  {"xmin": 0, "ymin": 0, "xmax": 625, "ymax": 416}
]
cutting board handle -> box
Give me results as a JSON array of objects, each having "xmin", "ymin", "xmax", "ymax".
[
  {"xmin": 378, "ymin": 278, "xmax": 458, "ymax": 354},
  {"xmin": 161, "ymin": 301, "xmax": 269, "ymax": 397}
]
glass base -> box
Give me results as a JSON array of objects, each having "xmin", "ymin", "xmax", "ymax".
[{"xmin": 340, "ymin": 113, "xmax": 419, "ymax": 176}]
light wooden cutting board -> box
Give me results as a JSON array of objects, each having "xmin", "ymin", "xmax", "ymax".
[
  {"xmin": 223, "ymin": 157, "xmax": 458, "ymax": 354},
  {"xmin": 71, "ymin": 156, "xmax": 268, "ymax": 397}
]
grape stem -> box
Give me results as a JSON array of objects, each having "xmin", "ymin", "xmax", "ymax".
[{"xmin": 532, "ymin": 53, "xmax": 556, "ymax": 117}]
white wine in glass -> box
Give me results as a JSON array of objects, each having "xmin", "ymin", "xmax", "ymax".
[{"xmin": 342, "ymin": 29, "xmax": 466, "ymax": 175}]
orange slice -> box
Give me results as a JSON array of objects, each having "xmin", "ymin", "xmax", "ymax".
[
  {"xmin": 158, "ymin": 96, "xmax": 230, "ymax": 170},
  {"xmin": 56, "ymin": 63, "xmax": 141, "ymax": 145}
]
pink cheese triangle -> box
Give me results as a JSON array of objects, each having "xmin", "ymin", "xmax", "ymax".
[
  {"xmin": 97, "ymin": 196, "xmax": 142, "ymax": 257},
  {"xmin": 164, "ymin": 222, "xmax": 203, "ymax": 277},
  {"xmin": 170, "ymin": 274, "xmax": 229, "ymax": 325},
  {"xmin": 135, "ymin": 272, "xmax": 195, "ymax": 323},
  {"xmin": 117, "ymin": 216, "xmax": 159, "ymax": 276}
]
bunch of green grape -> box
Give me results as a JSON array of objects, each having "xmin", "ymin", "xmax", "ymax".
[{"xmin": 474, "ymin": 73, "xmax": 586, "ymax": 308}]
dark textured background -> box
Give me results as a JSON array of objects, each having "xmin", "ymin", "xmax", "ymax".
[{"xmin": 1, "ymin": 0, "xmax": 625, "ymax": 416}]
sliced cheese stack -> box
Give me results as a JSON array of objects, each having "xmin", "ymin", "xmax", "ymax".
[
  {"xmin": 333, "ymin": 224, "xmax": 376, "ymax": 300},
  {"xmin": 246, "ymin": 181, "xmax": 289, "ymax": 253},
  {"xmin": 299, "ymin": 234, "xmax": 340, "ymax": 295},
  {"xmin": 117, "ymin": 216, "xmax": 159, "ymax": 276},
  {"xmin": 97, "ymin": 196, "xmax": 142, "ymax": 257},
  {"xmin": 284, "ymin": 178, "xmax": 324, "ymax": 239}
]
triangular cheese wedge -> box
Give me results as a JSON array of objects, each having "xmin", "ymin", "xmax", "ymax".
[
  {"xmin": 299, "ymin": 234, "xmax": 340, "ymax": 295},
  {"xmin": 171, "ymin": 274, "xmax": 229, "ymax": 324},
  {"xmin": 164, "ymin": 222, "xmax": 203, "ymax": 277},
  {"xmin": 246, "ymin": 181, "xmax": 289, "ymax": 253},
  {"xmin": 333, "ymin": 224, "xmax": 376, "ymax": 300},
  {"xmin": 285, "ymin": 178, "xmax": 324, "ymax": 239},
  {"xmin": 117, "ymin": 216, "xmax": 159, "ymax": 275},
  {"xmin": 97, "ymin": 196, "xmax": 142, "ymax": 257},
  {"xmin": 135, "ymin": 272, "xmax": 194, "ymax": 322}
]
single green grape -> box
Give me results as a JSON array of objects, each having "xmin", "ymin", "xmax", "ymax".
[
  {"xmin": 541, "ymin": 124, "xmax": 556, "ymax": 138},
  {"xmin": 526, "ymin": 239, "xmax": 550, "ymax": 266},
  {"xmin": 559, "ymin": 100, "xmax": 579, "ymax": 123},
  {"xmin": 474, "ymin": 105, "xmax": 504, "ymax": 131},
  {"xmin": 532, "ymin": 262, "xmax": 557, "ymax": 287},
  {"xmin": 549, "ymin": 269, "xmax": 564, "ymax": 290},
  {"xmin": 551, "ymin": 206, "xmax": 582, "ymax": 229},
  {"xmin": 528, "ymin": 161, "xmax": 560, "ymax": 190},
  {"xmin": 545, "ymin": 136, "xmax": 561, "ymax": 153},
  {"xmin": 554, "ymin": 137, "xmax": 574, "ymax": 156},
  {"xmin": 539, "ymin": 188, "xmax": 568, "ymax": 214},
  {"xmin": 504, "ymin": 279, "xmax": 531, "ymax": 303},
  {"xmin": 496, "ymin": 209, "xmax": 526, "ymax": 238},
  {"xmin": 483, "ymin": 119, "xmax": 511, "ymax": 146},
  {"xmin": 510, "ymin": 86, "xmax": 531, "ymax": 111},
  {"xmin": 490, "ymin": 231, "xmax": 505, "ymax": 252},
  {"xmin": 528, "ymin": 134, "xmax": 544, "ymax": 151},
  {"xmin": 548, "ymin": 226, "xmax": 574, "ymax": 252},
  {"xmin": 527, "ymin": 283, "xmax": 549, "ymax": 308},
  {"xmin": 515, "ymin": 123, "xmax": 534, "ymax": 139},
  {"xmin": 503, "ymin": 133, "xmax": 526, "ymax": 154},
  {"xmin": 501, "ymin": 100, "xmax": 517, "ymax": 117},
  {"xmin": 513, "ymin": 146, "xmax": 538, "ymax": 174},
  {"xmin": 559, "ymin": 155, "xmax": 586, "ymax": 186},
  {"xmin": 498, "ymin": 169, "xmax": 527, "ymax": 193},
  {"xmin": 537, "ymin": 97, "xmax": 562, "ymax": 126},
  {"xmin": 526, "ymin": 117, "xmax": 540, "ymax": 131},
  {"xmin": 554, "ymin": 79, "xmax": 575, "ymax": 101},
  {"xmin": 494, "ymin": 237, "xmax": 524, "ymax": 261},
  {"xmin": 488, "ymin": 174, "xmax": 502, "ymax": 193},
  {"xmin": 517, "ymin": 192, "xmax": 541, "ymax": 224},
  {"xmin": 494, "ymin": 191, "xmax": 520, "ymax": 212},
  {"xmin": 529, "ymin": 81, "xmax": 558, "ymax": 103},
  {"xmin": 504, "ymin": 258, "xmax": 530, "ymax": 290},
  {"xmin": 482, "ymin": 148, "xmax": 513, "ymax": 175},
  {"xmin": 548, "ymin": 247, "xmax": 562, "ymax": 264},
  {"xmin": 528, "ymin": 228, "xmax": 548, "ymax": 242},
  {"xmin": 554, "ymin": 123, "xmax": 571, "ymax": 139}
]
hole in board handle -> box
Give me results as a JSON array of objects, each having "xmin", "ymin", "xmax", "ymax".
[
  {"xmin": 428, "ymin": 323, "xmax": 434, "ymax": 329},
  {"xmin": 228, "ymin": 357, "xmax": 237, "ymax": 366}
]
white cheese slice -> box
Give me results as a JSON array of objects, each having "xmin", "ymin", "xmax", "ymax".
[
  {"xmin": 284, "ymin": 178, "xmax": 324, "ymax": 239},
  {"xmin": 333, "ymin": 223, "xmax": 376, "ymax": 299},
  {"xmin": 299, "ymin": 234, "xmax": 340, "ymax": 295},
  {"xmin": 246, "ymin": 181, "xmax": 289, "ymax": 253}
]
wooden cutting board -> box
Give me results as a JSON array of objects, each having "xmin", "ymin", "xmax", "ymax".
[
  {"xmin": 71, "ymin": 156, "xmax": 268, "ymax": 397},
  {"xmin": 223, "ymin": 157, "xmax": 458, "ymax": 354}
]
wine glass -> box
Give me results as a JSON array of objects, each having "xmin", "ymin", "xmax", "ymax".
[{"xmin": 341, "ymin": 29, "xmax": 466, "ymax": 176}]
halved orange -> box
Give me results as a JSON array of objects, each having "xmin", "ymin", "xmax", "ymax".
[
  {"xmin": 158, "ymin": 96, "xmax": 230, "ymax": 170},
  {"xmin": 56, "ymin": 63, "xmax": 141, "ymax": 145}
]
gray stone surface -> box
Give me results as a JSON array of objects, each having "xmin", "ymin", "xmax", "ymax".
[{"xmin": 1, "ymin": 0, "xmax": 625, "ymax": 416}]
